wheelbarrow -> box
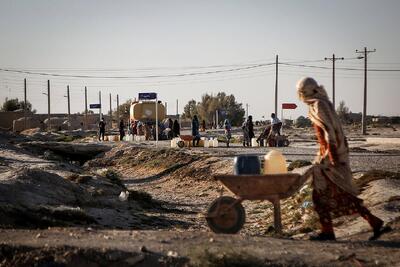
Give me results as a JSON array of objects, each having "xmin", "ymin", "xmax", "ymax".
[{"xmin": 206, "ymin": 171, "xmax": 310, "ymax": 234}]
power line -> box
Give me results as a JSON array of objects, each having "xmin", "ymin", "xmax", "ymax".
[
  {"xmin": 279, "ymin": 62, "xmax": 400, "ymax": 71},
  {"xmin": 0, "ymin": 63, "xmax": 275, "ymax": 79}
]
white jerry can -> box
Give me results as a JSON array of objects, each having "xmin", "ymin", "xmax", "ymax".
[
  {"xmin": 213, "ymin": 138, "xmax": 219, "ymax": 147},
  {"xmin": 171, "ymin": 138, "xmax": 177, "ymax": 148},
  {"xmin": 251, "ymin": 137, "xmax": 258, "ymax": 147},
  {"xmin": 204, "ymin": 138, "xmax": 209, "ymax": 148},
  {"xmin": 264, "ymin": 150, "xmax": 288, "ymax": 174}
]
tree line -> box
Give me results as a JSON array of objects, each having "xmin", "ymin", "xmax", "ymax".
[{"xmin": 182, "ymin": 92, "xmax": 245, "ymax": 126}]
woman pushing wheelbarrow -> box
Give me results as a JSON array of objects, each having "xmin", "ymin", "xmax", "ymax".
[
  {"xmin": 206, "ymin": 77, "xmax": 390, "ymax": 241},
  {"xmin": 297, "ymin": 77, "xmax": 390, "ymax": 241}
]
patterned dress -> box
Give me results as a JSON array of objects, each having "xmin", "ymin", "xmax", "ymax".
[{"xmin": 305, "ymin": 93, "xmax": 382, "ymax": 235}]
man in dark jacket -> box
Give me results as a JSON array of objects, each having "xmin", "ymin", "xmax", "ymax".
[
  {"xmin": 98, "ymin": 118, "xmax": 106, "ymax": 141},
  {"xmin": 191, "ymin": 115, "xmax": 200, "ymax": 147}
]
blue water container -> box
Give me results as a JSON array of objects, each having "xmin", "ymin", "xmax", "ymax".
[{"xmin": 234, "ymin": 155, "xmax": 260, "ymax": 175}]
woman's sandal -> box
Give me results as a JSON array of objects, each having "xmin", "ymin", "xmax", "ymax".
[
  {"xmin": 309, "ymin": 232, "xmax": 336, "ymax": 241},
  {"xmin": 369, "ymin": 225, "xmax": 392, "ymax": 241}
]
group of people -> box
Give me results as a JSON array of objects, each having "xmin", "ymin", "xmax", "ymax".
[
  {"xmin": 191, "ymin": 115, "xmax": 233, "ymax": 147},
  {"xmin": 98, "ymin": 118, "xmax": 181, "ymax": 142},
  {"xmin": 98, "ymin": 118, "xmax": 127, "ymax": 141},
  {"xmin": 165, "ymin": 118, "xmax": 181, "ymax": 139}
]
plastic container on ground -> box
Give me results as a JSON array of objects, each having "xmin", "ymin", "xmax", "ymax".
[
  {"xmin": 234, "ymin": 155, "xmax": 260, "ymax": 175},
  {"xmin": 213, "ymin": 138, "xmax": 219, "ymax": 147},
  {"xmin": 263, "ymin": 150, "xmax": 288, "ymax": 174},
  {"xmin": 204, "ymin": 138, "xmax": 209, "ymax": 148},
  {"xmin": 251, "ymin": 138, "xmax": 258, "ymax": 147},
  {"xmin": 171, "ymin": 138, "xmax": 177, "ymax": 148}
]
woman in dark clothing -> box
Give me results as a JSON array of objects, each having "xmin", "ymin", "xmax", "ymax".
[
  {"xmin": 167, "ymin": 118, "xmax": 173, "ymax": 139},
  {"xmin": 242, "ymin": 115, "xmax": 254, "ymax": 146},
  {"xmin": 247, "ymin": 115, "xmax": 254, "ymax": 140},
  {"xmin": 119, "ymin": 119, "xmax": 125, "ymax": 141},
  {"xmin": 191, "ymin": 115, "xmax": 200, "ymax": 147},
  {"xmin": 172, "ymin": 119, "xmax": 180, "ymax": 137}
]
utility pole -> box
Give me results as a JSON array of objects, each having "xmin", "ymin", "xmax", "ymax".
[
  {"xmin": 356, "ymin": 47, "xmax": 376, "ymax": 135},
  {"xmin": 246, "ymin": 103, "xmax": 249, "ymax": 118},
  {"xmin": 324, "ymin": 54, "xmax": 344, "ymax": 109},
  {"xmin": 47, "ymin": 80, "xmax": 51, "ymax": 131},
  {"xmin": 67, "ymin": 85, "xmax": 71, "ymax": 122},
  {"xmin": 165, "ymin": 102, "xmax": 167, "ymax": 116},
  {"xmin": 99, "ymin": 91, "xmax": 102, "ymax": 121},
  {"xmin": 274, "ymin": 54, "xmax": 278, "ymax": 116},
  {"xmin": 176, "ymin": 99, "xmax": 180, "ymax": 124},
  {"xmin": 84, "ymin": 86, "xmax": 88, "ymax": 130},
  {"xmin": 116, "ymin": 94, "xmax": 119, "ymax": 121},
  {"xmin": 24, "ymin": 78, "xmax": 27, "ymax": 130},
  {"xmin": 109, "ymin": 93, "xmax": 112, "ymax": 127}
]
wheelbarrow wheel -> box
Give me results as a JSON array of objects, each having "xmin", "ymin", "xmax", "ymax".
[
  {"xmin": 206, "ymin": 196, "xmax": 245, "ymax": 234},
  {"xmin": 177, "ymin": 140, "xmax": 185, "ymax": 148}
]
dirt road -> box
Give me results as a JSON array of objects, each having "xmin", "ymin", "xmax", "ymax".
[{"xmin": 0, "ymin": 129, "xmax": 400, "ymax": 266}]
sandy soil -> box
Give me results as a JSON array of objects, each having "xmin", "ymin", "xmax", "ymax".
[{"xmin": 0, "ymin": 125, "xmax": 399, "ymax": 266}]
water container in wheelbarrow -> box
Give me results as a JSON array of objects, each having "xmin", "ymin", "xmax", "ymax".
[{"xmin": 233, "ymin": 155, "xmax": 260, "ymax": 175}]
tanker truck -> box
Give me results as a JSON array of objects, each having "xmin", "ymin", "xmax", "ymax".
[{"xmin": 130, "ymin": 100, "xmax": 167, "ymax": 140}]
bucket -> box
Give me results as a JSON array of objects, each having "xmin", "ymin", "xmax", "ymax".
[{"xmin": 234, "ymin": 155, "xmax": 260, "ymax": 175}]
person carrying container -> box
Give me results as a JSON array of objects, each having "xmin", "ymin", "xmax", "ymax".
[{"xmin": 297, "ymin": 77, "xmax": 390, "ymax": 241}]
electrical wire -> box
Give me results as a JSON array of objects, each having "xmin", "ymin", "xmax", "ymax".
[{"xmin": 279, "ymin": 62, "xmax": 400, "ymax": 72}]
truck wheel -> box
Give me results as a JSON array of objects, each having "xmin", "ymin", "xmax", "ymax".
[{"xmin": 206, "ymin": 196, "xmax": 245, "ymax": 234}]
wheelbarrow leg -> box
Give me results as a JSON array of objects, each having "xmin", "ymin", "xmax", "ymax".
[{"xmin": 272, "ymin": 199, "xmax": 282, "ymax": 233}]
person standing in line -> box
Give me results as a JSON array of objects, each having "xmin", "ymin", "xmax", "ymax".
[
  {"xmin": 167, "ymin": 118, "xmax": 174, "ymax": 139},
  {"xmin": 296, "ymin": 77, "xmax": 390, "ymax": 241},
  {"xmin": 243, "ymin": 115, "xmax": 254, "ymax": 146},
  {"xmin": 98, "ymin": 118, "xmax": 106, "ymax": 141},
  {"xmin": 191, "ymin": 115, "xmax": 200, "ymax": 147},
  {"xmin": 119, "ymin": 119, "xmax": 125, "ymax": 141},
  {"xmin": 224, "ymin": 118, "xmax": 232, "ymax": 147},
  {"xmin": 172, "ymin": 119, "xmax": 180, "ymax": 137},
  {"xmin": 201, "ymin": 119, "xmax": 206, "ymax": 132},
  {"xmin": 242, "ymin": 120, "xmax": 249, "ymax": 147}
]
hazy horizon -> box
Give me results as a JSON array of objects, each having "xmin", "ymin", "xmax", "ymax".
[{"xmin": 1, "ymin": 0, "xmax": 399, "ymax": 120}]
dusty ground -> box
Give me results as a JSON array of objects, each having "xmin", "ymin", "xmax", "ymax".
[{"xmin": 0, "ymin": 125, "xmax": 400, "ymax": 266}]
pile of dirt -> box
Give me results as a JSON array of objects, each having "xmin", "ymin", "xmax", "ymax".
[
  {"xmin": 86, "ymin": 145, "xmax": 231, "ymax": 182},
  {"xmin": 0, "ymin": 167, "xmax": 181, "ymax": 230},
  {"xmin": 355, "ymin": 170, "xmax": 400, "ymax": 189}
]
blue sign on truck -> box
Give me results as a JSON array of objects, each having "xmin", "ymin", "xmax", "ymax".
[
  {"xmin": 89, "ymin": 104, "xmax": 101, "ymax": 109},
  {"xmin": 138, "ymin": 92, "xmax": 157, "ymax": 100}
]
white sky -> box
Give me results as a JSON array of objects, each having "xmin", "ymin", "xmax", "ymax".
[{"xmin": 0, "ymin": 0, "xmax": 399, "ymax": 120}]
